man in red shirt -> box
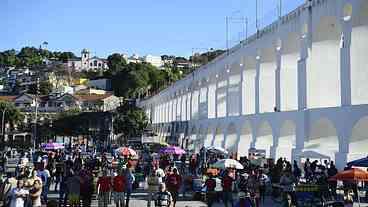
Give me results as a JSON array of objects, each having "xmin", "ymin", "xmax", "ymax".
[
  {"xmin": 222, "ymin": 170, "xmax": 234, "ymax": 207},
  {"xmin": 97, "ymin": 170, "xmax": 112, "ymax": 207},
  {"xmin": 165, "ymin": 168, "xmax": 182, "ymax": 207},
  {"xmin": 113, "ymin": 170, "xmax": 126, "ymax": 207}
]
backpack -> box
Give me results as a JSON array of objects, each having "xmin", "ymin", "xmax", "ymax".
[{"xmin": 206, "ymin": 178, "xmax": 216, "ymax": 192}]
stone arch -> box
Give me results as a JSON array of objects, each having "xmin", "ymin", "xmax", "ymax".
[
  {"xmin": 204, "ymin": 127, "xmax": 213, "ymax": 147},
  {"xmin": 308, "ymin": 16, "xmax": 341, "ymax": 108},
  {"xmin": 305, "ymin": 118, "xmax": 339, "ymax": 161},
  {"xmin": 224, "ymin": 123, "xmax": 238, "ymax": 153},
  {"xmin": 255, "ymin": 121, "xmax": 274, "ymax": 158},
  {"xmin": 213, "ymin": 125, "xmax": 224, "ymax": 148},
  {"xmin": 276, "ymin": 120, "xmax": 296, "ymax": 161},
  {"xmin": 228, "ymin": 61, "xmax": 242, "ymax": 116},
  {"xmin": 238, "ymin": 121, "xmax": 253, "ymax": 157},
  {"xmin": 197, "ymin": 126, "xmax": 207, "ymax": 151},
  {"xmin": 348, "ymin": 116, "xmax": 368, "ymax": 161},
  {"xmin": 216, "ymin": 71, "xmax": 228, "ymax": 118},
  {"xmin": 351, "ymin": 1, "xmax": 368, "ymax": 105},
  {"xmin": 259, "ymin": 47, "xmax": 277, "ymax": 113},
  {"xmin": 280, "ymin": 33, "xmax": 299, "ymax": 111}
]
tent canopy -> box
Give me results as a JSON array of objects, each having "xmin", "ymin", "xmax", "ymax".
[
  {"xmin": 298, "ymin": 150, "xmax": 331, "ymax": 160},
  {"xmin": 347, "ymin": 156, "xmax": 368, "ymax": 167}
]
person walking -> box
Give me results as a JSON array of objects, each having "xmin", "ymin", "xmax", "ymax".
[
  {"xmin": 222, "ymin": 170, "xmax": 235, "ymax": 207},
  {"xmin": 97, "ymin": 170, "xmax": 112, "ymax": 207},
  {"xmin": 65, "ymin": 170, "xmax": 82, "ymax": 207},
  {"xmin": 165, "ymin": 168, "xmax": 182, "ymax": 207},
  {"xmin": 147, "ymin": 170, "xmax": 161, "ymax": 207},
  {"xmin": 125, "ymin": 167, "xmax": 135, "ymax": 207},
  {"xmin": 37, "ymin": 165, "xmax": 50, "ymax": 204},
  {"xmin": 9, "ymin": 180, "xmax": 29, "ymax": 207},
  {"xmin": 205, "ymin": 174, "xmax": 217, "ymax": 207},
  {"xmin": 113, "ymin": 170, "xmax": 126, "ymax": 207},
  {"xmin": 80, "ymin": 167, "xmax": 93, "ymax": 207},
  {"xmin": 29, "ymin": 180, "xmax": 42, "ymax": 207},
  {"xmin": 154, "ymin": 183, "xmax": 172, "ymax": 207}
]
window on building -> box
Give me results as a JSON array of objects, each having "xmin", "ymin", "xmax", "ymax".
[
  {"xmin": 98, "ymin": 63, "xmax": 102, "ymax": 67},
  {"xmin": 90, "ymin": 63, "xmax": 93, "ymax": 66},
  {"xmin": 94, "ymin": 60, "xmax": 98, "ymax": 67}
]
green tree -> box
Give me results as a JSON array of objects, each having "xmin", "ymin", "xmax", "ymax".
[
  {"xmin": 28, "ymin": 81, "xmax": 54, "ymax": 95},
  {"xmin": 0, "ymin": 101, "xmax": 24, "ymax": 129},
  {"xmin": 17, "ymin": 47, "xmax": 43, "ymax": 67},
  {"xmin": 105, "ymin": 53, "xmax": 127, "ymax": 77},
  {"xmin": 0, "ymin": 50, "xmax": 19, "ymax": 67},
  {"xmin": 59, "ymin": 52, "xmax": 77, "ymax": 62},
  {"xmin": 114, "ymin": 103, "xmax": 148, "ymax": 139}
]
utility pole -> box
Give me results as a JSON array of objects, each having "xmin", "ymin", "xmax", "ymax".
[
  {"xmin": 256, "ymin": 0, "xmax": 259, "ymax": 35},
  {"xmin": 33, "ymin": 77, "xmax": 40, "ymax": 150},
  {"xmin": 278, "ymin": 0, "xmax": 283, "ymax": 18},
  {"xmin": 226, "ymin": 16, "xmax": 229, "ymax": 55}
]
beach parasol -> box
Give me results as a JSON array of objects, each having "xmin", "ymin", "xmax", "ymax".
[
  {"xmin": 160, "ymin": 146, "xmax": 185, "ymax": 155},
  {"xmin": 329, "ymin": 168, "xmax": 368, "ymax": 207},
  {"xmin": 212, "ymin": 159, "xmax": 244, "ymax": 170},
  {"xmin": 41, "ymin": 142, "xmax": 64, "ymax": 150},
  {"xmin": 115, "ymin": 147, "xmax": 137, "ymax": 157}
]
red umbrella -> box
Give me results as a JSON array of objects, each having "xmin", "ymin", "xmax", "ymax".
[
  {"xmin": 115, "ymin": 147, "xmax": 137, "ymax": 157},
  {"xmin": 329, "ymin": 168, "xmax": 368, "ymax": 182}
]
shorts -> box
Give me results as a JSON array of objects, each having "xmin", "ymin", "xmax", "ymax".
[{"xmin": 113, "ymin": 192, "xmax": 125, "ymax": 202}]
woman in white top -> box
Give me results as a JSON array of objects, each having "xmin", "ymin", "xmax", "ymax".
[
  {"xmin": 29, "ymin": 179, "xmax": 42, "ymax": 207},
  {"xmin": 10, "ymin": 179, "xmax": 29, "ymax": 207}
]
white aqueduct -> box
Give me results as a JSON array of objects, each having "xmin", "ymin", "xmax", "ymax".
[{"xmin": 139, "ymin": 0, "xmax": 368, "ymax": 169}]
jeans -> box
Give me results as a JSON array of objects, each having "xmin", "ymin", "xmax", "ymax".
[
  {"xmin": 98, "ymin": 192, "xmax": 110, "ymax": 207},
  {"xmin": 114, "ymin": 192, "xmax": 125, "ymax": 207},
  {"xmin": 147, "ymin": 190, "xmax": 154, "ymax": 207}
]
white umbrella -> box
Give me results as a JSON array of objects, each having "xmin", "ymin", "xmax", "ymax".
[
  {"xmin": 212, "ymin": 159, "xmax": 244, "ymax": 170},
  {"xmin": 206, "ymin": 146, "xmax": 228, "ymax": 154}
]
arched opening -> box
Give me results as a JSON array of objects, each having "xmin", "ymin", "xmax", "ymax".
[
  {"xmin": 259, "ymin": 48, "xmax": 276, "ymax": 113},
  {"xmin": 243, "ymin": 56, "xmax": 257, "ymax": 115},
  {"xmin": 255, "ymin": 121, "xmax": 274, "ymax": 157},
  {"xmin": 349, "ymin": 116, "xmax": 368, "ymax": 161},
  {"xmin": 228, "ymin": 62, "xmax": 241, "ymax": 116},
  {"xmin": 276, "ymin": 120, "xmax": 296, "ymax": 161},
  {"xmin": 305, "ymin": 118, "xmax": 339, "ymax": 161},
  {"xmin": 204, "ymin": 127, "xmax": 213, "ymax": 147},
  {"xmin": 224, "ymin": 123, "xmax": 238, "ymax": 153},
  {"xmin": 216, "ymin": 73, "xmax": 227, "ymax": 118},
  {"xmin": 191, "ymin": 84, "xmax": 200, "ymax": 120},
  {"xmin": 238, "ymin": 121, "xmax": 253, "ymax": 157},
  {"xmin": 307, "ymin": 16, "xmax": 341, "ymax": 108},
  {"xmin": 280, "ymin": 33, "xmax": 299, "ymax": 111},
  {"xmin": 213, "ymin": 126, "xmax": 224, "ymax": 148},
  {"xmin": 351, "ymin": 1, "xmax": 368, "ymax": 105},
  {"xmin": 196, "ymin": 127, "xmax": 206, "ymax": 152},
  {"xmin": 199, "ymin": 79, "xmax": 209, "ymax": 119},
  {"xmin": 208, "ymin": 76, "xmax": 217, "ymax": 118}
]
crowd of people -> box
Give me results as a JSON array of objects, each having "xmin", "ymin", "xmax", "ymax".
[{"xmin": 0, "ymin": 146, "xmax": 365, "ymax": 207}]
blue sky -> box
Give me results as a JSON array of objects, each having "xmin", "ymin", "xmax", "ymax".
[{"xmin": 1, "ymin": 0, "xmax": 304, "ymax": 58}]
